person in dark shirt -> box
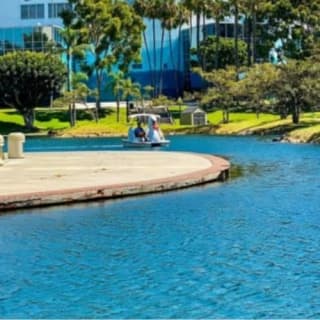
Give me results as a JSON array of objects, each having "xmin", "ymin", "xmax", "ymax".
[{"xmin": 134, "ymin": 121, "xmax": 146, "ymax": 141}]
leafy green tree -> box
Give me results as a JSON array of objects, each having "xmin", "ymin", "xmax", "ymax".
[
  {"xmin": 54, "ymin": 72, "xmax": 95, "ymax": 126},
  {"xmin": 198, "ymin": 66, "xmax": 242, "ymax": 123},
  {"xmin": 121, "ymin": 78, "xmax": 141, "ymax": 122},
  {"xmin": 108, "ymin": 71, "xmax": 125, "ymax": 123},
  {"xmin": 70, "ymin": 0, "xmax": 144, "ymax": 112},
  {"xmin": 240, "ymin": 63, "xmax": 280, "ymax": 117},
  {"xmin": 271, "ymin": 59, "xmax": 320, "ymax": 123},
  {"xmin": 198, "ymin": 36, "xmax": 247, "ymax": 70},
  {"xmin": 0, "ymin": 51, "xmax": 66, "ymax": 129},
  {"xmin": 108, "ymin": 72, "xmax": 141, "ymax": 122},
  {"xmin": 59, "ymin": 9, "xmax": 87, "ymax": 93}
]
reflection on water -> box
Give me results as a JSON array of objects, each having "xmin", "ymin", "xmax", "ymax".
[{"xmin": 0, "ymin": 135, "xmax": 320, "ymax": 318}]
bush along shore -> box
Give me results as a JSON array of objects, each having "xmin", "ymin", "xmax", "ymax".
[{"xmin": 1, "ymin": 108, "xmax": 320, "ymax": 144}]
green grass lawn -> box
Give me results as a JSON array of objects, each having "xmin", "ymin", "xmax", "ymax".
[{"xmin": 1, "ymin": 107, "xmax": 320, "ymax": 143}]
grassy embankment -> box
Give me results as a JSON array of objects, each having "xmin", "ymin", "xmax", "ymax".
[{"xmin": 1, "ymin": 107, "xmax": 320, "ymax": 143}]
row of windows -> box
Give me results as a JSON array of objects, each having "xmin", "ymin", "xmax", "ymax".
[{"xmin": 21, "ymin": 3, "xmax": 71, "ymax": 20}]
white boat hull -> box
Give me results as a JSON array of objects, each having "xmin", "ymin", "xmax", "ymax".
[{"xmin": 122, "ymin": 139, "xmax": 170, "ymax": 148}]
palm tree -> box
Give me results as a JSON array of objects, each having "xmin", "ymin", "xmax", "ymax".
[
  {"xmin": 157, "ymin": 0, "xmax": 171, "ymax": 96},
  {"xmin": 228, "ymin": 0, "xmax": 241, "ymax": 75},
  {"xmin": 144, "ymin": 0, "xmax": 161, "ymax": 97},
  {"xmin": 133, "ymin": 0, "xmax": 154, "ymax": 89},
  {"xmin": 242, "ymin": 0, "xmax": 271, "ymax": 65},
  {"xmin": 121, "ymin": 79, "xmax": 141, "ymax": 122},
  {"xmin": 59, "ymin": 9, "xmax": 87, "ymax": 126},
  {"xmin": 183, "ymin": 0, "xmax": 207, "ymax": 51},
  {"xmin": 175, "ymin": 3, "xmax": 190, "ymax": 96},
  {"xmin": 207, "ymin": 0, "xmax": 226, "ymax": 69},
  {"xmin": 108, "ymin": 71, "xmax": 125, "ymax": 123}
]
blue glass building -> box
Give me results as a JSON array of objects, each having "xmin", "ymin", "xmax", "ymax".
[{"xmin": 0, "ymin": 0, "xmax": 244, "ymax": 100}]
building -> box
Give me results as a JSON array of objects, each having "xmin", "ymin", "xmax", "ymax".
[
  {"xmin": 180, "ymin": 107, "xmax": 207, "ymax": 126},
  {"xmin": 0, "ymin": 0, "xmax": 245, "ymax": 99}
]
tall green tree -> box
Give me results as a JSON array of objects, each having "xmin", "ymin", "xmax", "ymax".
[
  {"xmin": 241, "ymin": 0, "xmax": 272, "ymax": 65},
  {"xmin": 121, "ymin": 78, "xmax": 141, "ymax": 122},
  {"xmin": 59, "ymin": 9, "xmax": 88, "ymax": 126},
  {"xmin": 207, "ymin": 0, "xmax": 227, "ymax": 70},
  {"xmin": 53, "ymin": 72, "xmax": 95, "ymax": 126},
  {"xmin": 132, "ymin": 0, "xmax": 153, "ymax": 89},
  {"xmin": 198, "ymin": 66, "xmax": 241, "ymax": 123},
  {"xmin": 183, "ymin": 0, "xmax": 209, "ymax": 51},
  {"xmin": 157, "ymin": 0, "xmax": 171, "ymax": 96},
  {"xmin": 70, "ymin": 0, "xmax": 143, "ymax": 113},
  {"xmin": 271, "ymin": 59, "xmax": 320, "ymax": 123},
  {"xmin": 240, "ymin": 63, "xmax": 280, "ymax": 117},
  {"xmin": 108, "ymin": 71, "xmax": 125, "ymax": 123},
  {"xmin": 0, "ymin": 51, "xmax": 66, "ymax": 129}
]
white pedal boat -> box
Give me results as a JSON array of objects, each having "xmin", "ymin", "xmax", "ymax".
[{"xmin": 122, "ymin": 113, "xmax": 170, "ymax": 148}]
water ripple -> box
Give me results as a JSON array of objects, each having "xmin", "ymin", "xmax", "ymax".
[{"xmin": 0, "ymin": 135, "xmax": 320, "ymax": 318}]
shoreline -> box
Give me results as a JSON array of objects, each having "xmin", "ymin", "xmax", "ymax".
[
  {"xmin": 20, "ymin": 127, "xmax": 317, "ymax": 144},
  {"xmin": 0, "ymin": 151, "xmax": 230, "ymax": 211}
]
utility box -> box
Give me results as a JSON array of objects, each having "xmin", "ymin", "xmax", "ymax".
[
  {"xmin": 180, "ymin": 107, "xmax": 207, "ymax": 126},
  {"xmin": 8, "ymin": 132, "xmax": 25, "ymax": 159},
  {"xmin": 0, "ymin": 135, "xmax": 4, "ymax": 166}
]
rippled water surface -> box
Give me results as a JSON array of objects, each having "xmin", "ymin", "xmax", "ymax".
[{"xmin": 1, "ymin": 135, "xmax": 320, "ymax": 318}]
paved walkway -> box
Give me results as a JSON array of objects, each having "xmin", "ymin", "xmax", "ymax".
[{"xmin": 0, "ymin": 151, "xmax": 230, "ymax": 211}]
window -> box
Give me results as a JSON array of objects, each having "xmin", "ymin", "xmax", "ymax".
[
  {"xmin": 48, "ymin": 3, "xmax": 72, "ymax": 18},
  {"xmin": 21, "ymin": 4, "xmax": 45, "ymax": 20}
]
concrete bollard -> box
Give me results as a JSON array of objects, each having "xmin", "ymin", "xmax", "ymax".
[
  {"xmin": 0, "ymin": 135, "xmax": 4, "ymax": 166},
  {"xmin": 8, "ymin": 132, "xmax": 26, "ymax": 159}
]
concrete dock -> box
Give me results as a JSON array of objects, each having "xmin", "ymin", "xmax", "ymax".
[{"xmin": 0, "ymin": 151, "xmax": 230, "ymax": 211}]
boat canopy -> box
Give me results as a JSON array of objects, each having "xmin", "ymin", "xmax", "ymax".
[
  {"xmin": 129, "ymin": 113, "xmax": 161, "ymax": 124},
  {"xmin": 129, "ymin": 113, "xmax": 161, "ymax": 120}
]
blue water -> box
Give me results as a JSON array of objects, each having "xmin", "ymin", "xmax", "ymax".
[{"xmin": 1, "ymin": 135, "xmax": 320, "ymax": 318}]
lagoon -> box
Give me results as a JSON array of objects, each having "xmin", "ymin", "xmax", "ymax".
[{"xmin": 0, "ymin": 135, "xmax": 320, "ymax": 318}]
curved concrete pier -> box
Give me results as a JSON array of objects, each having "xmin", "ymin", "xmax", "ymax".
[{"xmin": 0, "ymin": 151, "xmax": 230, "ymax": 211}]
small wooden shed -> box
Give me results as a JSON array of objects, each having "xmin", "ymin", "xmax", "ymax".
[{"xmin": 180, "ymin": 107, "xmax": 207, "ymax": 125}]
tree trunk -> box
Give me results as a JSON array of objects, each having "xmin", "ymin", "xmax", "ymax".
[
  {"xmin": 126, "ymin": 99, "xmax": 129, "ymax": 123},
  {"xmin": 143, "ymin": 30, "xmax": 153, "ymax": 90},
  {"xmin": 178, "ymin": 24, "xmax": 183, "ymax": 96},
  {"xmin": 189, "ymin": 13, "xmax": 193, "ymax": 45},
  {"xmin": 158, "ymin": 27, "xmax": 165, "ymax": 96},
  {"xmin": 169, "ymin": 31, "xmax": 179, "ymax": 98},
  {"xmin": 67, "ymin": 49, "xmax": 71, "ymax": 92},
  {"xmin": 95, "ymin": 72, "xmax": 102, "ymax": 121},
  {"xmin": 215, "ymin": 17, "xmax": 220, "ymax": 69},
  {"xmin": 153, "ymin": 19, "xmax": 157, "ymax": 98},
  {"xmin": 234, "ymin": 3, "xmax": 239, "ymax": 74},
  {"xmin": 202, "ymin": 13, "xmax": 207, "ymax": 70},
  {"xmin": 69, "ymin": 104, "xmax": 73, "ymax": 127},
  {"xmin": 292, "ymin": 105, "xmax": 300, "ymax": 124},
  {"xmin": 116, "ymin": 96, "xmax": 120, "ymax": 122},
  {"xmin": 73, "ymin": 103, "xmax": 77, "ymax": 126},
  {"xmin": 23, "ymin": 108, "xmax": 35, "ymax": 130},
  {"xmin": 196, "ymin": 12, "xmax": 201, "ymax": 50},
  {"xmin": 69, "ymin": 102, "xmax": 77, "ymax": 127},
  {"xmin": 252, "ymin": 9, "xmax": 257, "ymax": 64},
  {"xmin": 246, "ymin": 15, "xmax": 252, "ymax": 66}
]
